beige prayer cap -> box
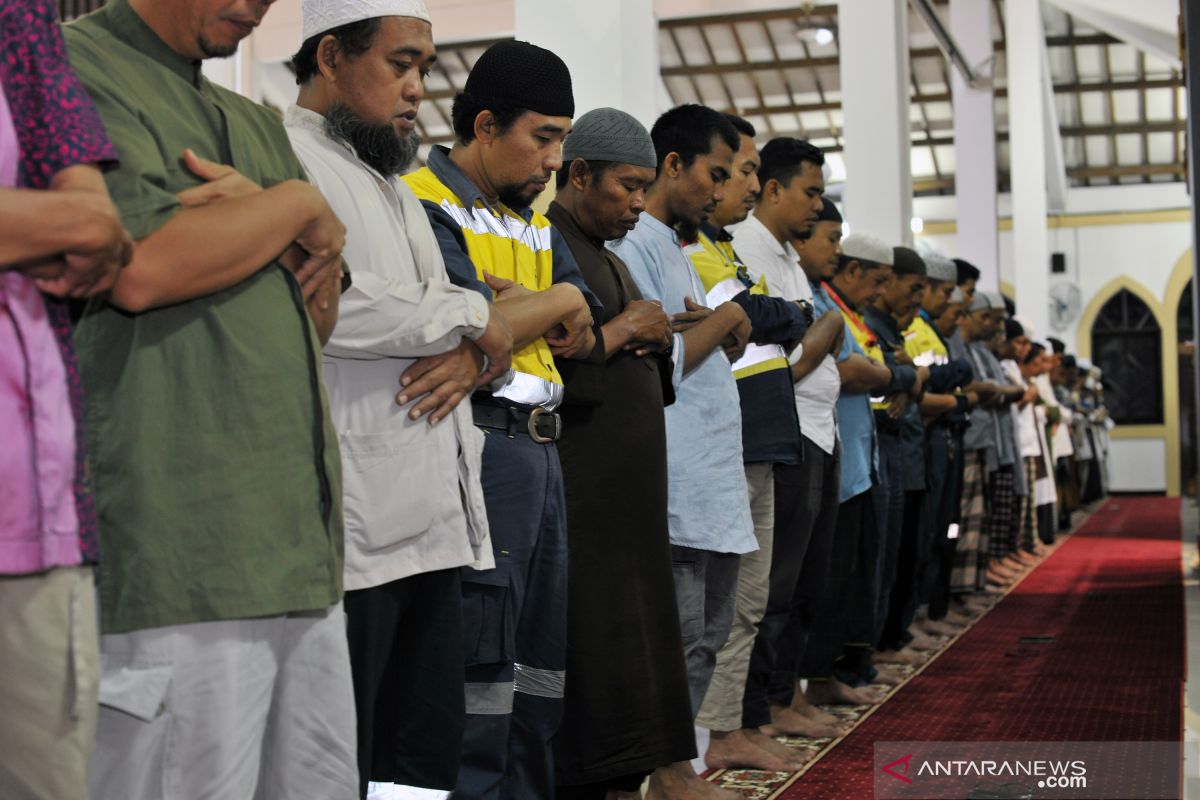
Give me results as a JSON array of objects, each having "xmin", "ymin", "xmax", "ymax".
[
  {"xmin": 841, "ymin": 232, "xmax": 894, "ymax": 266},
  {"xmin": 302, "ymin": 0, "xmax": 431, "ymax": 42}
]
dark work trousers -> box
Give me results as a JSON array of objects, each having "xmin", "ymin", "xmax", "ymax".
[
  {"xmin": 1038, "ymin": 502, "xmax": 1057, "ymax": 545},
  {"xmin": 879, "ymin": 490, "xmax": 926, "ymax": 651},
  {"xmin": 925, "ymin": 430, "xmax": 964, "ymax": 621},
  {"xmin": 799, "ymin": 489, "xmax": 875, "ymax": 683},
  {"xmin": 455, "ymin": 431, "xmax": 568, "ymax": 800},
  {"xmin": 837, "ymin": 486, "xmax": 880, "ymax": 687},
  {"xmin": 670, "ymin": 545, "xmax": 740, "ymax": 717},
  {"xmin": 913, "ymin": 428, "xmax": 949, "ymax": 613},
  {"xmin": 345, "ymin": 569, "xmax": 464, "ymax": 798},
  {"xmin": 745, "ymin": 439, "xmax": 839, "ymax": 716},
  {"xmin": 871, "ymin": 432, "xmax": 906, "ymax": 649}
]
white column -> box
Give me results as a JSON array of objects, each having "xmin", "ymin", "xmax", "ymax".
[
  {"xmin": 1006, "ymin": 0, "xmax": 1052, "ymax": 334},
  {"xmin": 514, "ymin": 0, "xmax": 660, "ymax": 128},
  {"xmin": 838, "ymin": 0, "xmax": 913, "ymax": 247},
  {"xmin": 950, "ymin": 0, "xmax": 1000, "ymax": 291}
]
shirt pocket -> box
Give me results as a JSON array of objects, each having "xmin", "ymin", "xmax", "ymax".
[{"xmin": 338, "ymin": 425, "xmax": 449, "ymax": 553}]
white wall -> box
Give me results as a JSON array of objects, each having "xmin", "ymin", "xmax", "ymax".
[
  {"xmin": 1108, "ymin": 439, "xmax": 1169, "ymax": 493},
  {"xmin": 916, "ymin": 184, "xmax": 1192, "ymax": 352}
]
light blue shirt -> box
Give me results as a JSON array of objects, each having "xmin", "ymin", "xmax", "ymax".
[
  {"xmin": 608, "ymin": 213, "xmax": 756, "ymax": 555},
  {"xmin": 813, "ymin": 283, "xmax": 876, "ymax": 502}
]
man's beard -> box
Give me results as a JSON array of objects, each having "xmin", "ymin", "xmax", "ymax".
[
  {"xmin": 498, "ymin": 180, "xmax": 542, "ymax": 210},
  {"xmin": 197, "ymin": 34, "xmax": 239, "ymax": 59},
  {"xmin": 325, "ymin": 102, "xmax": 421, "ymax": 177}
]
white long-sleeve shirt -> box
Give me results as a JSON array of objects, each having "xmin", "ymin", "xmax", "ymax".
[{"xmin": 286, "ymin": 105, "xmax": 493, "ymax": 590}]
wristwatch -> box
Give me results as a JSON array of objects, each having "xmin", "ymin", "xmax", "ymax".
[{"xmin": 796, "ymin": 299, "xmax": 815, "ymax": 327}]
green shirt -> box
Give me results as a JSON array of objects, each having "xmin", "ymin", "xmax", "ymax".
[{"xmin": 65, "ymin": 0, "xmax": 344, "ymax": 634}]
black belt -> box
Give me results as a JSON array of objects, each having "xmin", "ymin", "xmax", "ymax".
[{"xmin": 472, "ymin": 402, "xmax": 561, "ymax": 443}]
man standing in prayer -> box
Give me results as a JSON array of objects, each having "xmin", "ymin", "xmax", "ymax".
[
  {"xmin": 733, "ymin": 150, "xmax": 852, "ymax": 740},
  {"xmin": 609, "ymin": 103, "xmax": 755, "ymax": 800},
  {"xmin": 0, "ymin": 3, "xmax": 132, "ymax": 796},
  {"xmin": 797, "ymin": 233, "xmax": 896, "ymax": 708},
  {"xmin": 65, "ymin": 0, "xmax": 356, "ymax": 795},
  {"xmin": 285, "ymin": 2, "xmax": 516, "ymax": 796},
  {"xmin": 688, "ymin": 120, "xmax": 813, "ymax": 774},
  {"xmin": 548, "ymin": 107, "xmax": 698, "ymax": 800},
  {"xmin": 402, "ymin": 41, "xmax": 602, "ymax": 799}
]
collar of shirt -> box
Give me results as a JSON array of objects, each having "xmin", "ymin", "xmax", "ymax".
[
  {"xmin": 548, "ymin": 200, "xmax": 604, "ymax": 250},
  {"xmin": 632, "ymin": 209, "xmax": 682, "ymax": 246},
  {"xmin": 700, "ymin": 221, "xmax": 730, "ymax": 243},
  {"xmin": 102, "ymin": 0, "xmax": 202, "ymax": 86},
  {"xmin": 426, "ymin": 145, "xmax": 536, "ymax": 223},
  {"xmin": 739, "ymin": 213, "xmax": 795, "ymax": 264},
  {"xmin": 284, "ymin": 104, "xmax": 395, "ymax": 186},
  {"xmin": 864, "ymin": 304, "xmax": 904, "ymax": 350}
]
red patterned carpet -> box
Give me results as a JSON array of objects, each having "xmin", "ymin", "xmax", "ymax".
[{"xmin": 733, "ymin": 497, "xmax": 1185, "ymax": 799}]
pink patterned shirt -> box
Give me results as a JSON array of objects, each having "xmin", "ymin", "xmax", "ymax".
[{"xmin": 0, "ymin": 83, "xmax": 82, "ymax": 574}]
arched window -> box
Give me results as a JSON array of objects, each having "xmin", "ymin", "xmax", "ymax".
[{"xmin": 1091, "ymin": 289, "xmax": 1163, "ymax": 424}]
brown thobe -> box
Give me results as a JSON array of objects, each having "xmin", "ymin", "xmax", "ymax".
[{"xmin": 547, "ymin": 202, "xmax": 696, "ymax": 789}]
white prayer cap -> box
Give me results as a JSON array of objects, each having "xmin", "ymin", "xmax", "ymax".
[
  {"xmin": 303, "ymin": 0, "xmax": 431, "ymax": 43},
  {"xmin": 841, "ymin": 232, "xmax": 894, "ymax": 266},
  {"xmin": 914, "ymin": 240, "xmax": 956, "ymax": 282}
]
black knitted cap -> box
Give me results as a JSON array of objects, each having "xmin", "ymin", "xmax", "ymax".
[{"xmin": 463, "ymin": 40, "xmax": 574, "ymax": 118}]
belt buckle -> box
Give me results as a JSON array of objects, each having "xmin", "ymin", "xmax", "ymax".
[{"xmin": 527, "ymin": 407, "xmax": 558, "ymax": 444}]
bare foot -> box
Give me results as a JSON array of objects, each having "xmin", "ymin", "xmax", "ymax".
[
  {"xmin": 906, "ymin": 630, "xmax": 941, "ymax": 652},
  {"xmin": 761, "ymin": 706, "xmax": 846, "ymax": 738},
  {"xmin": 646, "ymin": 762, "xmax": 739, "ymax": 800},
  {"xmin": 917, "ymin": 618, "xmax": 962, "ymax": 637},
  {"xmin": 874, "ymin": 647, "xmax": 927, "ymax": 666},
  {"xmin": 990, "ymin": 562, "xmax": 1018, "ymax": 579},
  {"xmin": 984, "ymin": 570, "xmax": 1013, "ymax": 587},
  {"xmin": 705, "ymin": 728, "xmax": 801, "ymax": 772},
  {"xmin": 747, "ymin": 729, "xmax": 811, "ymax": 768},
  {"xmin": 1003, "ymin": 555, "xmax": 1030, "ymax": 571},
  {"xmin": 942, "ymin": 609, "xmax": 973, "ymax": 626},
  {"xmin": 871, "ymin": 665, "xmax": 906, "ymax": 686},
  {"xmin": 806, "ymin": 677, "xmax": 885, "ymax": 706},
  {"xmin": 785, "ymin": 693, "xmax": 846, "ymax": 728}
]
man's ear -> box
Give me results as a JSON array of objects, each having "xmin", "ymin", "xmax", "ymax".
[
  {"xmin": 661, "ymin": 152, "xmax": 683, "ymax": 179},
  {"xmin": 763, "ymin": 178, "xmax": 781, "ymax": 203},
  {"xmin": 316, "ymin": 35, "xmax": 340, "ymax": 82},
  {"xmin": 568, "ymin": 158, "xmax": 591, "ymax": 191},
  {"xmin": 474, "ymin": 110, "xmax": 499, "ymax": 145}
]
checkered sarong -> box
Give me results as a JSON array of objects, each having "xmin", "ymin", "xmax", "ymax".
[
  {"xmin": 951, "ymin": 449, "xmax": 987, "ymax": 593},
  {"xmin": 986, "ymin": 466, "xmax": 1018, "ymax": 562},
  {"xmin": 1020, "ymin": 457, "xmax": 1039, "ymax": 552}
]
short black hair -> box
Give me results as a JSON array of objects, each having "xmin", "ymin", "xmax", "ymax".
[
  {"xmin": 723, "ymin": 113, "xmax": 756, "ymax": 139},
  {"xmin": 1062, "ymin": 354, "xmax": 1077, "ymax": 369},
  {"xmin": 891, "ymin": 246, "xmax": 927, "ymax": 278},
  {"xmin": 757, "ymin": 137, "xmax": 825, "ymax": 189},
  {"xmin": 291, "ymin": 19, "xmax": 382, "ymax": 84},
  {"xmin": 1004, "ymin": 318, "xmax": 1025, "ymax": 340},
  {"xmin": 1047, "ymin": 337, "xmax": 1066, "ymax": 355},
  {"xmin": 1024, "ymin": 342, "xmax": 1045, "ymax": 365},
  {"xmin": 649, "ymin": 104, "xmax": 740, "ymax": 173},
  {"xmin": 555, "ymin": 158, "xmax": 616, "ymax": 190},
  {"xmin": 451, "ymin": 93, "xmax": 527, "ymax": 145},
  {"xmin": 953, "ymin": 257, "xmax": 981, "ymax": 285}
]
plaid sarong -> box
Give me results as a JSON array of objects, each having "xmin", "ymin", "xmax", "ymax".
[
  {"xmin": 986, "ymin": 466, "xmax": 1018, "ymax": 562},
  {"xmin": 951, "ymin": 449, "xmax": 987, "ymax": 592}
]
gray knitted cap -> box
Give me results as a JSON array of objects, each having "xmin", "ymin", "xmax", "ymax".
[
  {"xmin": 562, "ymin": 108, "xmax": 656, "ymax": 169},
  {"xmin": 924, "ymin": 252, "xmax": 957, "ymax": 282}
]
